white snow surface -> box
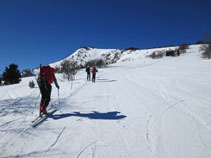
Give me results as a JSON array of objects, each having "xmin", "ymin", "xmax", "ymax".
[{"xmin": 0, "ymin": 45, "xmax": 211, "ymax": 158}]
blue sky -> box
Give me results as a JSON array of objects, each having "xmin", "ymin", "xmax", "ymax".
[{"xmin": 0, "ymin": 0, "xmax": 211, "ymax": 74}]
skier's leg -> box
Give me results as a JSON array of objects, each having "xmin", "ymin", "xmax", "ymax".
[
  {"xmin": 88, "ymin": 73, "xmax": 90, "ymax": 80},
  {"xmin": 93, "ymin": 73, "xmax": 96, "ymax": 82},
  {"xmin": 40, "ymin": 98, "xmax": 47, "ymax": 115},
  {"xmin": 43, "ymin": 85, "xmax": 52, "ymax": 112},
  {"xmin": 40, "ymin": 85, "xmax": 46, "ymax": 114}
]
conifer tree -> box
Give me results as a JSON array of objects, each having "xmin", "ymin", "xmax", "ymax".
[{"xmin": 2, "ymin": 64, "xmax": 21, "ymax": 85}]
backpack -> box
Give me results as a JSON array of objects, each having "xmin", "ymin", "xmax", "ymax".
[
  {"xmin": 40, "ymin": 66, "xmax": 56, "ymax": 85},
  {"xmin": 86, "ymin": 67, "xmax": 90, "ymax": 73},
  {"xmin": 92, "ymin": 67, "xmax": 97, "ymax": 73}
]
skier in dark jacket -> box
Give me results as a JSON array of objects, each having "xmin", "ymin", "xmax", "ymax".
[
  {"xmin": 86, "ymin": 66, "xmax": 91, "ymax": 81},
  {"xmin": 92, "ymin": 66, "xmax": 98, "ymax": 82},
  {"xmin": 38, "ymin": 65, "xmax": 59, "ymax": 116}
]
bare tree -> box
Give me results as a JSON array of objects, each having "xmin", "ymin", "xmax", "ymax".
[
  {"xmin": 60, "ymin": 60, "xmax": 77, "ymax": 80},
  {"xmin": 85, "ymin": 59, "xmax": 106, "ymax": 68},
  {"xmin": 22, "ymin": 69, "xmax": 35, "ymax": 77},
  {"xmin": 201, "ymin": 44, "xmax": 211, "ymax": 59},
  {"xmin": 54, "ymin": 65, "xmax": 61, "ymax": 73},
  {"xmin": 147, "ymin": 51, "xmax": 165, "ymax": 59},
  {"xmin": 178, "ymin": 43, "xmax": 189, "ymax": 54}
]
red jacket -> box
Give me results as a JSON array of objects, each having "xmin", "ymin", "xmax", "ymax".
[
  {"xmin": 48, "ymin": 67, "xmax": 56, "ymax": 84},
  {"xmin": 40, "ymin": 66, "xmax": 56, "ymax": 84},
  {"xmin": 92, "ymin": 67, "xmax": 96, "ymax": 73}
]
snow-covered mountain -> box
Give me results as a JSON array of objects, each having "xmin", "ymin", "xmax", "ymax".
[
  {"xmin": 1, "ymin": 44, "xmax": 211, "ymax": 158},
  {"xmin": 48, "ymin": 46, "xmax": 179, "ymax": 69}
]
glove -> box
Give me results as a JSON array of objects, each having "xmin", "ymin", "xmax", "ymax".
[{"xmin": 56, "ymin": 85, "xmax": 60, "ymax": 89}]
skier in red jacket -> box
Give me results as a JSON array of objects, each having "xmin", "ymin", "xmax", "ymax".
[
  {"xmin": 37, "ymin": 65, "xmax": 59, "ymax": 116},
  {"xmin": 91, "ymin": 66, "xmax": 98, "ymax": 82}
]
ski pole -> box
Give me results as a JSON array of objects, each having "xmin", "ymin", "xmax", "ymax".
[
  {"xmin": 71, "ymin": 75, "xmax": 73, "ymax": 89},
  {"xmin": 71, "ymin": 80, "xmax": 73, "ymax": 89},
  {"xmin": 32, "ymin": 92, "xmax": 40, "ymax": 114},
  {"xmin": 34, "ymin": 92, "xmax": 41, "ymax": 107},
  {"xmin": 58, "ymin": 89, "xmax": 60, "ymax": 105},
  {"xmin": 58, "ymin": 89, "xmax": 62, "ymax": 112}
]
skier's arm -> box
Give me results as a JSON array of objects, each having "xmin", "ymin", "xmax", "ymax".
[{"xmin": 54, "ymin": 79, "xmax": 59, "ymax": 89}]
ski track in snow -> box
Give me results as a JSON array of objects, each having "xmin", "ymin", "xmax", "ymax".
[
  {"xmin": 42, "ymin": 126, "xmax": 67, "ymax": 158},
  {"xmin": 76, "ymin": 140, "xmax": 98, "ymax": 158}
]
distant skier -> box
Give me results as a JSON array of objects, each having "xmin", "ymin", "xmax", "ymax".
[
  {"xmin": 86, "ymin": 66, "xmax": 91, "ymax": 81},
  {"xmin": 91, "ymin": 66, "xmax": 98, "ymax": 82},
  {"xmin": 37, "ymin": 65, "xmax": 59, "ymax": 116}
]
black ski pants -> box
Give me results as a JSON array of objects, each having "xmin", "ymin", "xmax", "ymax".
[
  {"xmin": 92, "ymin": 72, "xmax": 96, "ymax": 82},
  {"xmin": 40, "ymin": 84, "xmax": 52, "ymax": 112},
  {"xmin": 87, "ymin": 72, "xmax": 91, "ymax": 80}
]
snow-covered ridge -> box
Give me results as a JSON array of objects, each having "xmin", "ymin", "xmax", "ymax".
[
  {"xmin": 49, "ymin": 45, "xmax": 197, "ymax": 68},
  {"xmin": 49, "ymin": 47, "xmax": 122, "ymax": 68},
  {"xmin": 31, "ymin": 44, "xmax": 202, "ymax": 76}
]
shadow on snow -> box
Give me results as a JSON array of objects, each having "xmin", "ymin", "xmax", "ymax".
[
  {"xmin": 50, "ymin": 111, "xmax": 126, "ymax": 120},
  {"xmin": 32, "ymin": 111, "xmax": 126, "ymax": 128},
  {"xmin": 96, "ymin": 78, "xmax": 117, "ymax": 82}
]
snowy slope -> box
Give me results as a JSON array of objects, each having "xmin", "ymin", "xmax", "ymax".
[
  {"xmin": 0, "ymin": 45, "xmax": 211, "ymax": 158},
  {"xmin": 48, "ymin": 46, "xmax": 178, "ymax": 69},
  {"xmin": 49, "ymin": 47, "xmax": 122, "ymax": 68}
]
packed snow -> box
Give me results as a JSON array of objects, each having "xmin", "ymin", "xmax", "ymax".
[{"xmin": 0, "ymin": 45, "xmax": 211, "ymax": 158}]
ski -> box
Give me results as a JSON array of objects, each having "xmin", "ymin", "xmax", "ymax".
[
  {"xmin": 31, "ymin": 106, "xmax": 53, "ymax": 123},
  {"xmin": 31, "ymin": 112, "xmax": 48, "ymax": 123},
  {"xmin": 31, "ymin": 115, "xmax": 43, "ymax": 123},
  {"xmin": 31, "ymin": 108, "xmax": 57, "ymax": 128}
]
